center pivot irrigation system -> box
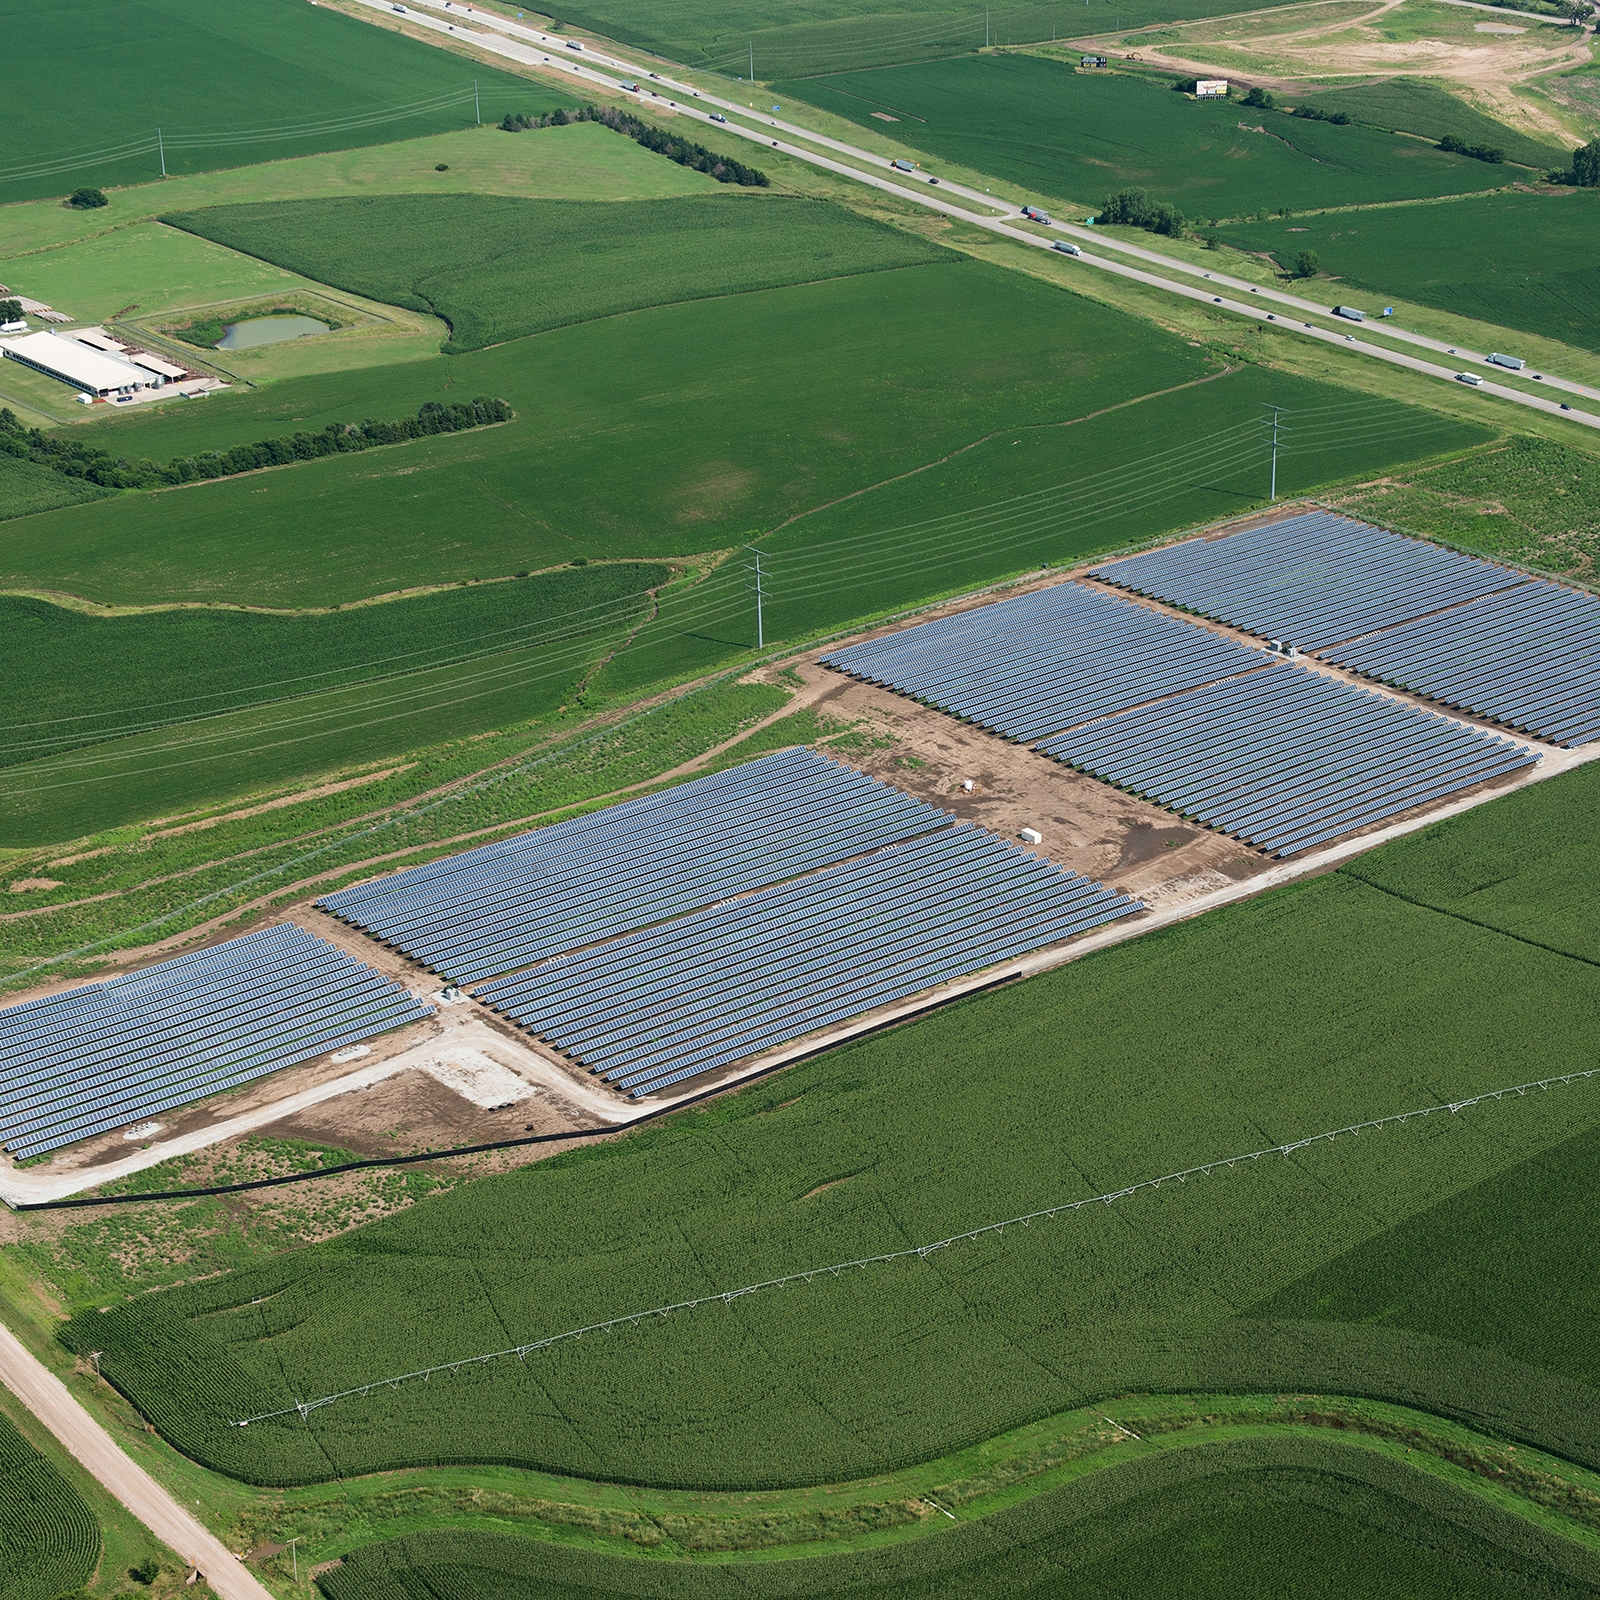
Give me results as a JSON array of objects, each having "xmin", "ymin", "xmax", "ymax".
[{"xmin": 231, "ymin": 1064, "xmax": 1600, "ymax": 1428}]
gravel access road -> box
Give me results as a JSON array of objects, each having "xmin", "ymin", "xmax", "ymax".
[
  {"xmin": 356, "ymin": 0, "xmax": 1600, "ymax": 432},
  {"xmin": 0, "ymin": 1319, "xmax": 274, "ymax": 1600}
]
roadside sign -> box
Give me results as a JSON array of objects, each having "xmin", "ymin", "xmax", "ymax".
[{"xmin": 1196, "ymin": 79, "xmax": 1229, "ymax": 98}]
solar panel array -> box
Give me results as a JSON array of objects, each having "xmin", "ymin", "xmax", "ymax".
[
  {"xmin": 478, "ymin": 826, "xmax": 1142, "ymax": 1097},
  {"xmin": 1037, "ymin": 665, "xmax": 1535, "ymax": 857},
  {"xmin": 0, "ymin": 924, "xmax": 432, "ymax": 1161},
  {"xmin": 319, "ymin": 750, "xmax": 951, "ymax": 985},
  {"xmin": 1324, "ymin": 581, "xmax": 1600, "ymax": 749},
  {"xmin": 820, "ymin": 581, "xmax": 1263, "ymax": 741},
  {"xmin": 1091, "ymin": 511, "xmax": 1525, "ymax": 650}
]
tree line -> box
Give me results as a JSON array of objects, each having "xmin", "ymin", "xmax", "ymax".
[
  {"xmin": 0, "ymin": 397, "xmax": 513, "ymax": 491},
  {"xmin": 500, "ymin": 104, "xmax": 770, "ymax": 187}
]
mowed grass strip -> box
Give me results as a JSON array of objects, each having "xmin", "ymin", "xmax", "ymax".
[
  {"xmin": 1216, "ymin": 191, "xmax": 1600, "ymax": 352},
  {"xmin": 162, "ymin": 194, "xmax": 952, "ymax": 353},
  {"xmin": 775, "ymin": 56, "xmax": 1518, "ymax": 218},
  {"xmin": 0, "ymin": 260, "xmax": 1209, "ymax": 608},
  {"xmin": 318, "ymin": 1440, "xmax": 1600, "ymax": 1599},
  {"xmin": 0, "ymin": 0, "xmax": 566, "ymax": 203},
  {"xmin": 63, "ymin": 765, "xmax": 1600, "ymax": 1488}
]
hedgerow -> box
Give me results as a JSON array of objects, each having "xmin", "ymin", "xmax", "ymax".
[
  {"xmin": 0, "ymin": 398, "xmax": 511, "ymax": 491},
  {"xmin": 501, "ymin": 104, "xmax": 768, "ymax": 187}
]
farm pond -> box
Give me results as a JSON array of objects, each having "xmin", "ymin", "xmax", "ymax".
[{"xmin": 215, "ymin": 314, "xmax": 329, "ymax": 349}]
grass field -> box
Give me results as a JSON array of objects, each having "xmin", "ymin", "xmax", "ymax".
[
  {"xmin": 0, "ymin": 259, "xmax": 1210, "ymax": 609},
  {"xmin": 317, "ymin": 1438, "xmax": 1600, "ymax": 1597},
  {"xmin": 0, "ymin": 1409, "xmax": 99, "ymax": 1600},
  {"xmin": 1216, "ymin": 191, "xmax": 1600, "ymax": 352},
  {"xmin": 163, "ymin": 193, "xmax": 951, "ymax": 352},
  {"xmin": 774, "ymin": 56, "xmax": 1518, "ymax": 219},
  {"xmin": 1, "ymin": 220, "xmax": 309, "ymax": 329},
  {"xmin": 0, "ymin": 124, "xmax": 716, "ymax": 266},
  {"xmin": 1311, "ymin": 77, "xmax": 1570, "ymax": 171},
  {"xmin": 0, "ymin": 0, "xmax": 565, "ymax": 204},
  {"xmin": 0, "ymin": 564, "xmax": 671, "ymax": 845},
  {"xmin": 60, "ymin": 759, "xmax": 1600, "ymax": 1488},
  {"xmin": 1334, "ymin": 436, "xmax": 1600, "ymax": 580}
]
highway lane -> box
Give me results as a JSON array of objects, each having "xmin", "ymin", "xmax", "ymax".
[
  {"xmin": 352, "ymin": 0, "xmax": 1600, "ymax": 430},
  {"xmin": 0, "ymin": 1318, "xmax": 274, "ymax": 1600}
]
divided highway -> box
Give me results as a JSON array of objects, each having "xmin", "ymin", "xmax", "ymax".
[{"xmin": 353, "ymin": 0, "xmax": 1600, "ymax": 432}]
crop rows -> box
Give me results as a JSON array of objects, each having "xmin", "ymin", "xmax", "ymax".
[
  {"xmin": 164, "ymin": 193, "xmax": 950, "ymax": 354},
  {"xmin": 0, "ymin": 1412, "xmax": 98, "ymax": 1600}
]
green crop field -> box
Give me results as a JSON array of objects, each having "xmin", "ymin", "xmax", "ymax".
[
  {"xmin": 61, "ymin": 760, "xmax": 1600, "ymax": 1489},
  {"xmin": 1312, "ymin": 77, "xmax": 1569, "ymax": 172},
  {"xmin": 1216, "ymin": 191, "xmax": 1600, "ymax": 352},
  {"xmin": 0, "ymin": 564, "xmax": 670, "ymax": 845},
  {"xmin": 529, "ymin": 0, "xmax": 1294, "ymax": 78},
  {"xmin": 0, "ymin": 1410, "xmax": 99, "ymax": 1600},
  {"xmin": 1334, "ymin": 436, "xmax": 1600, "ymax": 579},
  {"xmin": 0, "ymin": 258, "xmax": 1210, "ymax": 609},
  {"xmin": 0, "ymin": 453, "xmax": 115, "ymax": 521},
  {"xmin": 319, "ymin": 1438, "xmax": 1600, "ymax": 1598},
  {"xmin": 774, "ymin": 56, "xmax": 1517, "ymax": 219},
  {"xmin": 163, "ymin": 193, "xmax": 951, "ymax": 353},
  {"xmin": 0, "ymin": 0, "xmax": 568, "ymax": 204},
  {"xmin": 601, "ymin": 369, "xmax": 1489, "ymax": 693}
]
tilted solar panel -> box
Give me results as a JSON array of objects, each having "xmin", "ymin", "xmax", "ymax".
[
  {"xmin": 478, "ymin": 826, "xmax": 1142, "ymax": 1096},
  {"xmin": 318, "ymin": 749, "xmax": 955, "ymax": 984},
  {"xmin": 821, "ymin": 580, "xmax": 1266, "ymax": 741},
  {"xmin": 1090, "ymin": 511, "xmax": 1525, "ymax": 650},
  {"xmin": 1324, "ymin": 581, "xmax": 1600, "ymax": 749},
  {"xmin": 1037, "ymin": 665, "xmax": 1535, "ymax": 857},
  {"xmin": 0, "ymin": 924, "xmax": 432, "ymax": 1160}
]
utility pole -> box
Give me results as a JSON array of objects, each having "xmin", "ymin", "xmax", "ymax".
[
  {"xmin": 288, "ymin": 1536, "xmax": 301, "ymax": 1585},
  {"xmin": 745, "ymin": 546, "xmax": 767, "ymax": 649},
  {"xmin": 474, "ymin": 79, "xmax": 481, "ymax": 124},
  {"xmin": 986, "ymin": 6, "xmax": 990, "ymax": 45},
  {"xmin": 750, "ymin": 41, "xmax": 754, "ymax": 79},
  {"xmin": 156, "ymin": 128, "xmax": 165, "ymax": 177},
  {"xmin": 1263, "ymin": 404, "xmax": 1286, "ymax": 501}
]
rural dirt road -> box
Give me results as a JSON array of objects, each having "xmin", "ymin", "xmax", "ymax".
[{"xmin": 0, "ymin": 1320, "xmax": 274, "ymax": 1600}]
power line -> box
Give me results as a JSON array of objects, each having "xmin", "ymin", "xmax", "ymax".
[{"xmin": 230, "ymin": 1063, "xmax": 1600, "ymax": 1427}]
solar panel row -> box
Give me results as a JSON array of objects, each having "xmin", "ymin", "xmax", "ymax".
[
  {"xmin": 1038, "ymin": 666, "xmax": 1535, "ymax": 858},
  {"xmin": 319, "ymin": 749, "xmax": 952, "ymax": 985},
  {"xmin": 1091, "ymin": 511, "xmax": 1525, "ymax": 650},
  {"xmin": 478, "ymin": 827, "xmax": 1141, "ymax": 1097},
  {"xmin": 820, "ymin": 581, "xmax": 1265, "ymax": 742},
  {"xmin": 1325, "ymin": 581, "xmax": 1600, "ymax": 750},
  {"xmin": 0, "ymin": 924, "xmax": 432, "ymax": 1160}
]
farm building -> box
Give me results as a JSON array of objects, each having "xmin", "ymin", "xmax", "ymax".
[{"xmin": 0, "ymin": 328, "xmax": 174, "ymax": 396}]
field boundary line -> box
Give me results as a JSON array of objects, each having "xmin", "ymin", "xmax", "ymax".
[{"xmin": 228, "ymin": 1065, "xmax": 1600, "ymax": 1428}]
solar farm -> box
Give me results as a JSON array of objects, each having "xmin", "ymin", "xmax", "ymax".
[{"xmin": 824, "ymin": 511, "xmax": 1597, "ymax": 856}]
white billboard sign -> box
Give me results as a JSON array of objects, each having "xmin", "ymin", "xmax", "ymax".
[{"xmin": 1195, "ymin": 79, "xmax": 1229, "ymax": 98}]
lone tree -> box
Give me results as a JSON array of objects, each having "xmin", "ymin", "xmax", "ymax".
[
  {"xmin": 1243, "ymin": 85, "xmax": 1276, "ymax": 109},
  {"xmin": 1293, "ymin": 249, "xmax": 1319, "ymax": 278},
  {"xmin": 66, "ymin": 187, "xmax": 107, "ymax": 209},
  {"xmin": 0, "ymin": 299, "xmax": 22, "ymax": 324},
  {"xmin": 1570, "ymin": 138, "xmax": 1600, "ymax": 186}
]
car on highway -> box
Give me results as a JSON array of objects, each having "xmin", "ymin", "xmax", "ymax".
[
  {"xmin": 649, "ymin": 72, "xmax": 661, "ymax": 78},
  {"xmin": 1053, "ymin": 241, "xmax": 1081, "ymax": 256},
  {"xmin": 710, "ymin": 111, "xmax": 728, "ymax": 122}
]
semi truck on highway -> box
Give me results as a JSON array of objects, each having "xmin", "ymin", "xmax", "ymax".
[{"xmin": 1022, "ymin": 205, "xmax": 1051, "ymax": 223}]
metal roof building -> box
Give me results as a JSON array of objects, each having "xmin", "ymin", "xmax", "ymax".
[{"xmin": 0, "ymin": 329, "xmax": 155, "ymax": 396}]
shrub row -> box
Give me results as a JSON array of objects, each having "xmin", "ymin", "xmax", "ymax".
[
  {"xmin": 0, "ymin": 397, "xmax": 512, "ymax": 491},
  {"xmin": 1439, "ymin": 133, "xmax": 1505, "ymax": 163},
  {"xmin": 1292, "ymin": 104, "xmax": 1351, "ymax": 126},
  {"xmin": 500, "ymin": 103, "xmax": 769, "ymax": 186}
]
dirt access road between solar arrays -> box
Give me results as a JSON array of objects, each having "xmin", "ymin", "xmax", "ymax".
[{"xmin": 0, "ymin": 1320, "xmax": 274, "ymax": 1600}]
